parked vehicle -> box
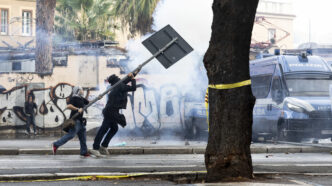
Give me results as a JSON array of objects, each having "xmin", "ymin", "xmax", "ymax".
[
  {"xmin": 183, "ymin": 101, "xmax": 208, "ymax": 139},
  {"xmin": 251, "ymin": 51, "xmax": 332, "ymax": 141}
]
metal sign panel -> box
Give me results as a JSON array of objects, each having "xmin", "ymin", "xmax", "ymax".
[{"xmin": 142, "ymin": 25, "xmax": 193, "ymax": 69}]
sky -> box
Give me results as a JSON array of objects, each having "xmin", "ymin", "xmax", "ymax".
[{"xmin": 293, "ymin": 0, "xmax": 332, "ymax": 47}]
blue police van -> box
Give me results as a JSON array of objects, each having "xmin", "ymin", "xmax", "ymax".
[{"xmin": 251, "ymin": 51, "xmax": 332, "ymax": 141}]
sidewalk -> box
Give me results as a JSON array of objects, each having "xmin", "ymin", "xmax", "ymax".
[{"xmin": 0, "ymin": 137, "xmax": 332, "ymax": 155}]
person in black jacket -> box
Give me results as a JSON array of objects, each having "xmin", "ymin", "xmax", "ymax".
[
  {"xmin": 52, "ymin": 86, "xmax": 90, "ymax": 157},
  {"xmin": 24, "ymin": 93, "xmax": 37, "ymax": 135},
  {"xmin": 90, "ymin": 73, "xmax": 136, "ymax": 156}
]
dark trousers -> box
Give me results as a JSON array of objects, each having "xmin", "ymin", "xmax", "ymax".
[
  {"xmin": 26, "ymin": 114, "xmax": 36, "ymax": 133},
  {"xmin": 93, "ymin": 117, "xmax": 118, "ymax": 150}
]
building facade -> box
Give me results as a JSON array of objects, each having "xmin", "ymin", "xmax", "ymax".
[
  {"xmin": 0, "ymin": 0, "xmax": 36, "ymax": 49},
  {"xmin": 0, "ymin": 0, "xmax": 296, "ymax": 51},
  {"xmin": 252, "ymin": 0, "xmax": 295, "ymax": 52}
]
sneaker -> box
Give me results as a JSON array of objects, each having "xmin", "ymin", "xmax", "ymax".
[
  {"xmin": 89, "ymin": 149, "xmax": 103, "ymax": 157},
  {"xmin": 80, "ymin": 153, "xmax": 90, "ymax": 158},
  {"xmin": 52, "ymin": 144, "xmax": 58, "ymax": 155},
  {"xmin": 24, "ymin": 131, "xmax": 30, "ymax": 135},
  {"xmin": 33, "ymin": 131, "xmax": 37, "ymax": 135},
  {"xmin": 99, "ymin": 146, "xmax": 110, "ymax": 155}
]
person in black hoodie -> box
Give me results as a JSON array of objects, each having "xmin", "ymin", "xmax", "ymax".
[
  {"xmin": 24, "ymin": 93, "xmax": 37, "ymax": 135},
  {"xmin": 90, "ymin": 73, "xmax": 136, "ymax": 156}
]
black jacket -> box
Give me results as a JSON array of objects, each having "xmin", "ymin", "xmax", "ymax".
[
  {"xmin": 24, "ymin": 102, "xmax": 37, "ymax": 115},
  {"xmin": 105, "ymin": 77, "xmax": 136, "ymax": 110},
  {"xmin": 68, "ymin": 96, "xmax": 89, "ymax": 122}
]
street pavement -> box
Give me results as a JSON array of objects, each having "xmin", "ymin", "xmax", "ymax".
[
  {"xmin": 1, "ymin": 175, "xmax": 332, "ymax": 186},
  {"xmin": 1, "ymin": 137, "xmax": 332, "ymax": 185},
  {"xmin": 0, "ymin": 153, "xmax": 332, "ymax": 185}
]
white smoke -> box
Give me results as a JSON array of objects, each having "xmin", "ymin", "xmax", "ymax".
[{"xmin": 126, "ymin": 0, "xmax": 213, "ymax": 99}]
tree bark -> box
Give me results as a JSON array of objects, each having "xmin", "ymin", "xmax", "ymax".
[
  {"xmin": 35, "ymin": 0, "xmax": 56, "ymax": 74},
  {"xmin": 203, "ymin": 0, "xmax": 258, "ymax": 182}
]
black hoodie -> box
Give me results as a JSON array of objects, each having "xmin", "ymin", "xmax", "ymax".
[{"xmin": 105, "ymin": 75, "xmax": 136, "ymax": 110}]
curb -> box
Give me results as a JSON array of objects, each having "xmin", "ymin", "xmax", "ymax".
[
  {"xmin": 0, "ymin": 171, "xmax": 207, "ymax": 182},
  {"xmin": 0, "ymin": 146, "xmax": 331, "ymax": 156},
  {"xmin": 0, "ymin": 148, "xmax": 19, "ymax": 155},
  {"xmin": 1, "ymin": 171, "xmax": 332, "ymax": 183}
]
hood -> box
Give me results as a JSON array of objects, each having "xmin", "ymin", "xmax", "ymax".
[
  {"xmin": 72, "ymin": 86, "xmax": 83, "ymax": 97},
  {"xmin": 108, "ymin": 75, "xmax": 120, "ymax": 85}
]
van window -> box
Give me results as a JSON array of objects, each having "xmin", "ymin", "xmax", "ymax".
[
  {"xmin": 250, "ymin": 64, "xmax": 276, "ymax": 76},
  {"xmin": 251, "ymin": 75, "xmax": 272, "ymax": 98},
  {"xmin": 271, "ymin": 77, "xmax": 283, "ymax": 103}
]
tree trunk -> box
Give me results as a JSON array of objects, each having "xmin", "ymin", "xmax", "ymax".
[
  {"xmin": 35, "ymin": 0, "xmax": 56, "ymax": 74},
  {"xmin": 203, "ymin": 0, "xmax": 258, "ymax": 182}
]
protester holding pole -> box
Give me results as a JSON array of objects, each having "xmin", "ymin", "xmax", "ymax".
[
  {"xmin": 57, "ymin": 25, "xmax": 193, "ymax": 157},
  {"xmin": 90, "ymin": 73, "xmax": 137, "ymax": 157},
  {"xmin": 52, "ymin": 86, "xmax": 90, "ymax": 157}
]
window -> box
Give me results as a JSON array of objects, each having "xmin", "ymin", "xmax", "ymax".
[
  {"xmin": 271, "ymin": 77, "xmax": 284, "ymax": 103},
  {"xmin": 12, "ymin": 62, "xmax": 22, "ymax": 71},
  {"xmin": 251, "ymin": 75, "xmax": 273, "ymax": 99},
  {"xmin": 22, "ymin": 11, "xmax": 32, "ymax": 35},
  {"xmin": 268, "ymin": 28, "xmax": 276, "ymax": 44},
  {"xmin": 0, "ymin": 9, "xmax": 8, "ymax": 35}
]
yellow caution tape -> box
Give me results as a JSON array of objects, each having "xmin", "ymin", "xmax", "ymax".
[
  {"xmin": 0, "ymin": 174, "xmax": 145, "ymax": 183},
  {"xmin": 0, "ymin": 171, "xmax": 208, "ymax": 183},
  {"xmin": 208, "ymin": 79, "xmax": 251, "ymax": 90},
  {"xmin": 205, "ymin": 80, "xmax": 251, "ymax": 130}
]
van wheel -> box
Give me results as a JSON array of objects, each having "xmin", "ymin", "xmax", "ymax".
[
  {"xmin": 252, "ymin": 133, "xmax": 259, "ymax": 142},
  {"xmin": 185, "ymin": 118, "xmax": 198, "ymax": 139},
  {"xmin": 277, "ymin": 120, "xmax": 288, "ymax": 141},
  {"xmin": 277, "ymin": 127, "xmax": 287, "ymax": 141},
  {"xmin": 277, "ymin": 120, "xmax": 300, "ymax": 142}
]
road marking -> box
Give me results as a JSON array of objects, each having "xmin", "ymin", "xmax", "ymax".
[{"xmin": 289, "ymin": 180, "xmax": 312, "ymax": 186}]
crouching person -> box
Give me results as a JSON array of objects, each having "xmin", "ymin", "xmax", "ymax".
[
  {"xmin": 90, "ymin": 73, "xmax": 136, "ymax": 157},
  {"xmin": 52, "ymin": 86, "xmax": 90, "ymax": 157}
]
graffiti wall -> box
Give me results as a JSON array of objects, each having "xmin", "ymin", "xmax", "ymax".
[
  {"xmin": 0, "ymin": 81, "xmax": 189, "ymax": 135},
  {"xmin": 0, "ymin": 50, "xmax": 207, "ymax": 137}
]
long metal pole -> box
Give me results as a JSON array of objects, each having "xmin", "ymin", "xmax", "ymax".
[{"xmin": 69, "ymin": 37, "xmax": 178, "ymax": 120}]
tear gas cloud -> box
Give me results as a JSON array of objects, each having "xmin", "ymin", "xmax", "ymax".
[{"xmin": 126, "ymin": 0, "xmax": 213, "ymax": 100}]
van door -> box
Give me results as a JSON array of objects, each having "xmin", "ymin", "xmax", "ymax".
[
  {"xmin": 251, "ymin": 64, "xmax": 275, "ymax": 136},
  {"xmin": 269, "ymin": 75, "xmax": 284, "ymax": 135}
]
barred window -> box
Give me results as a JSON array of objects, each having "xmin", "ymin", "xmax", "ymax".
[
  {"xmin": 22, "ymin": 11, "xmax": 32, "ymax": 35},
  {"xmin": 0, "ymin": 9, "xmax": 8, "ymax": 35}
]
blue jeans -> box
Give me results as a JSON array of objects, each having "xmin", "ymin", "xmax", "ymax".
[
  {"xmin": 93, "ymin": 118, "xmax": 118, "ymax": 150},
  {"xmin": 54, "ymin": 120, "xmax": 87, "ymax": 155}
]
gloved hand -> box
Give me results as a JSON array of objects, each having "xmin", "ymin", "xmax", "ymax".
[{"xmin": 119, "ymin": 123, "xmax": 126, "ymax": 128}]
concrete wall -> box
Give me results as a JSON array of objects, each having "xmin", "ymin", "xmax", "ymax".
[{"xmin": 0, "ymin": 0, "xmax": 36, "ymax": 48}]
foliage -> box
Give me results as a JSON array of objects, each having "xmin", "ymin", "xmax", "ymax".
[
  {"xmin": 111, "ymin": 0, "xmax": 160, "ymax": 36},
  {"xmin": 55, "ymin": 0, "xmax": 116, "ymax": 41}
]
